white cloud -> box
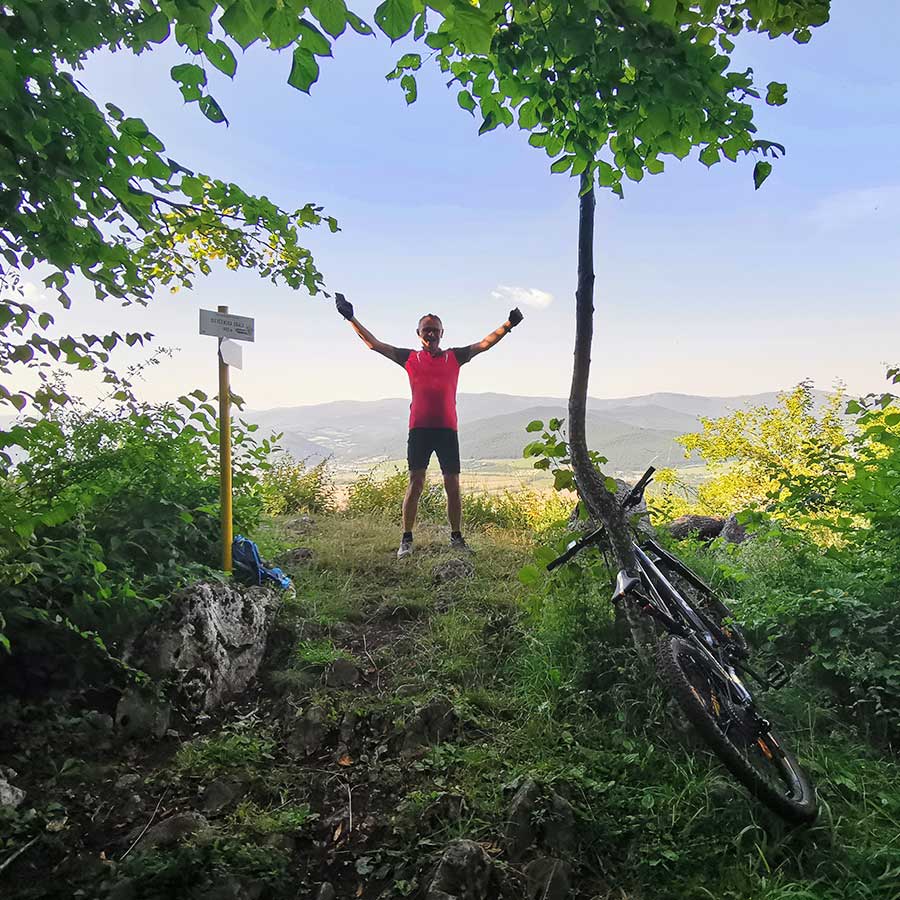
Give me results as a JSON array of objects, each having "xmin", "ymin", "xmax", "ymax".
[
  {"xmin": 490, "ymin": 284, "xmax": 555, "ymax": 309},
  {"xmin": 810, "ymin": 185, "xmax": 900, "ymax": 230}
]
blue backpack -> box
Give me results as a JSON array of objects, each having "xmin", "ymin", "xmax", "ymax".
[{"xmin": 232, "ymin": 535, "xmax": 292, "ymax": 590}]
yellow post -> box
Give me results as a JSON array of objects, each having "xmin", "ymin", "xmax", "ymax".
[{"xmin": 217, "ymin": 304, "xmax": 233, "ymax": 572}]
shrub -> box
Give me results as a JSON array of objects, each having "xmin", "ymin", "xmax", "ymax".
[
  {"xmin": 345, "ymin": 468, "xmax": 444, "ymax": 522},
  {"xmin": 260, "ymin": 457, "xmax": 335, "ymax": 515}
]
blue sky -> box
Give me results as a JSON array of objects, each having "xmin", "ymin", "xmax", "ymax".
[{"xmin": 34, "ymin": 1, "xmax": 900, "ymax": 408}]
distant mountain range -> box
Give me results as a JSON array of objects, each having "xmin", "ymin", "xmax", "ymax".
[{"xmin": 243, "ymin": 390, "xmax": 818, "ymax": 473}]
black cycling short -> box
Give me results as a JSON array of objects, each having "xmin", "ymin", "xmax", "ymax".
[{"xmin": 407, "ymin": 428, "xmax": 460, "ymax": 475}]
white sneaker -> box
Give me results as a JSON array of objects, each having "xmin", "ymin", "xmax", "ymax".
[{"xmin": 397, "ymin": 536, "xmax": 413, "ymax": 559}]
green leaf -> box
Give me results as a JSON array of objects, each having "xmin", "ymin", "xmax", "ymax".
[
  {"xmin": 699, "ymin": 145, "xmax": 720, "ymax": 168},
  {"xmin": 518, "ymin": 564, "xmax": 541, "ymax": 586},
  {"xmin": 137, "ymin": 11, "xmax": 171, "ymax": 44},
  {"xmin": 288, "ymin": 47, "xmax": 320, "ymax": 93},
  {"xmin": 204, "ymin": 39, "xmax": 237, "ymax": 77},
  {"xmin": 199, "ymin": 95, "xmax": 228, "ymax": 124},
  {"xmin": 457, "ymin": 90, "xmax": 476, "ymax": 114},
  {"xmin": 526, "ymin": 420, "xmax": 544, "ymax": 433},
  {"xmin": 604, "ymin": 477, "xmax": 619, "ymax": 494},
  {"xmin": 478, "ymin": 112, "xmax": 499, "ymax": 135},
  {"xmin": 264, "ymin": 5, "xmax": 302, "ymax": 49},
  {"xmin": 400, "ymin": 73, "xmax": 417, "ymax": 104},
  {"xmin": 766, "ymin": 81, "xmax": 788, "ymax": 106},
  {"xmin": 649, "ymin": 0, "xmax": 677, "ymax": 25},
  {"xmin": 753, "ymin": 160, "xmax": 772, "ymax": 190},
  {"xmin": 548, "ymin": 417, "xmax": 563, "ymax": 431},
  {"xmin": 550, "ymin": 155, "xmax": 574, "ymax": 174},
  {"xmin": 448, "ymin": 4, "xmax": 493, "ymax": 55},
  {"xmin": 518, "ymin": 101, "xmax": 538, "ymax": 130},
  {"xmin": 346, "ymin": 12, "xmax": 374, "ymax": 35},
  {"xmin": 171, "ymin": 63, "xmax": 207, "ymax": 102},
  {"xmin": 374, "ymin": 0, "xmax": 416, "ymax": 41},
  {"xmin": 299, "ymin": 19, "xmax": 332, "ymax": 56},
  {"xmin": 310, "ymin": 0, "xmax": 349, "ymax": 38},
  {"xmin": 553, "ymin": 469, "xmax": 575, "ymax": 491},
  {"xmin": 220, "ymin": 1, "xmax": 261, "ymax": 49}
]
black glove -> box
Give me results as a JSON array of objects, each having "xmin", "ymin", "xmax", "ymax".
[
  {"xmin": 335, "ymin": 293, "xmax": 354, "ymax": 321},
  {"xmin": 508, "ymin": 307, "xmax": 524, "ymax": 329}
]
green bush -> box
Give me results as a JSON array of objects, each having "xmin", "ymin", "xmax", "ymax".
[
  {"xmin": 345, "ymin": 468, "xmax": 444, "ymax": 522},
  {"xmin": 260, "ymin": 457, "xmax": 335, "ymax": 515},
  {"xmin": 0, "ymin": 394, "xmax": 273, "ymax": 670}
]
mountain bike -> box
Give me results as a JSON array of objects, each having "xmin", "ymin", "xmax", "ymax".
[{"xmin": 546, "ymin": 467, "xmax": 818, "ymax": 824}]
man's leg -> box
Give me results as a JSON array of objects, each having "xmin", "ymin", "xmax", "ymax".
[
  {"xmin": 402, "ymin": 469, "xmax": 427, "ymax": 533},
  {"xmin": 443, "ymin": 472, "xmax": 462, "ymax": 532}
]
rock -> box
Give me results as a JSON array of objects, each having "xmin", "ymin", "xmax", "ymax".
[
  {"xmin": 325, "ymin": 657, "xmax": 359, "ymax": 688},
  {"xmin": 135, "ymin": 812, "xmax": 208, "ymax": 851},
  {"xmin": 0, "ymin": 767, "xmax": 25, "ymax": 809},
  {"xmin": 263, "ymin": 833, "xmax": 296, "ymax": 853},
  {"xmin": 525, "ymin": 857, "xmax": 573, "ymax": 900},
  {"xmin": 426, "ymin": 840, "xmax": 493, "ymax": 900},
  {"xmin": 115, "ymin": 773, "xmax": 142, "ymax": 791},
  {"xmin": 719, "ymin": 513, "xmax": 750, "ymax": 544},
  {"xmin": 123, "ymin": 580, "xmax": 281, "ymax": 716},
  {"xmin": 81, "ymin": 710, "xmax": 115, "ymax": 734},
  {"xmin": 201, "ymin": 778, "xmax": 247, "ymax": 815},
  {"xmin": 279, "ymin": 547, "xmax": 314, "ymax": 566},
  {"xmin": 121, "ymin": 793, "xmax": 144, "ymax": 820},
  {"xmin": 667, "ymin": 515, "xmax": 725, "ymax": 541},
  {"xmin": 115, "ymin": 690, "xmax": 171, "ymax": 741},
  {"xmin": 504, "ymin": 779, "xmax": 540, "ymax": 862},
  {"xmin": 107, "ymin": 879, "xmax": 138, "ymax": 900},
  {"xmin": 287, "ymin": 706, "xmax": 329, "ymax": 757},
  {"xmin": 544, "ymin": 792, "xmax": 577, "ymax": 856},
  {"xmin": 339, "ymin": 711, "xmax": 359, "ymax": 745},
  {"xmin": 402, "ymin": 697, "xmax": 457, "ymax": 757},
  {"xmin": 432, "ymin": 558, "xmax": 475, "ymax": 584},
  {"xmin": 316, "ymin": 884, "xmax": 336, "ymax": 900}
]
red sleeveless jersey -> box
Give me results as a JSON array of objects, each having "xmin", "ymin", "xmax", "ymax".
[{"xmin": 404, "ymin": 349, "xmax": 464, "ymax": 430}]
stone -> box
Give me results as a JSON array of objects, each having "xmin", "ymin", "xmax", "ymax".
[
  {"xmin": 263, "ymin": 833, "xmax": 296, "ymax": 853},
  {"xmin": 115, "ymin": 773, "xmax": 142, "ymax": 791},
  {"xmin": 316, "ymin": 884, "xmax": 336, "ymax": 900},
  {"xmin": 0, "ymin": 767, "xmax": 25, "ymax": 809},
  {"xmin": 115, "ymin": 690, "xmax": 171, "ymax": 741},
  {"xmin": 719, "ymin": 513, "xmax": 750, "ymax": 544},
  {"xmin": 121, "ymin": 793, "xmax": 144, "ymax": 820},
  {"xmin": 544, "ymin": 792, "xmax": 577, "ymax": 856},
  {"xmin": 504, "ymin": 778, "xmax": 540, "ymax": 862},
  {"xmin": 432, "ymin": 559, "xmax": 475, "ymax": 584},
  {"xmin": 279, "ymin": 547, "xmax": 314, "ymax": 566},
  {"xmin": 339, "ymin": 711, "xmax": 359, "ymax": 745},
  {"xmin": 287, "ymin": 706, "xmax": 328, "ymax": 757},
  {"xmin": 123, "ymin": 580, "xmax": 281, "ymax": 716},
  {"xmin": 135, "ymin": 812, "xmax": 209, "ymax": 851},
  {"xmin": 401, "ymin": 697, "xmax": 457, "ymax": 757},
  {"xmin": 107, "ymin": 879, "xmax": 138, "ymax": 900},
  {"xmin": 325, "ymin": 658, "xmax": 359, "ymax": 688},
  {"xmin": 426, "ymin": 840, "xmax": 493, "ymax": 900},
  {"xmin": 524, "ymin": 857, "xmax": 573, "ymax": 900},
  {"xmin": 201, "ymin": 778, "xmax": 247, "ymax": 815},
  {"xmin": 81, "ymin": 710, "xmax": 114, "ymax": 734},
  {"xmin": 666, "ymin": 515, "xmax": 725, "ymax": 541}
]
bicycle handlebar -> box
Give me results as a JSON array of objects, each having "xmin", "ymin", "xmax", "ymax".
[{"xmin": 622, "ymin": 465, "xmax": 655, "ymax": 511}]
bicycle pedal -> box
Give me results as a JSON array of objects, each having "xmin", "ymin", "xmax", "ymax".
[{"xmin": 765, "ymin": 661, "xmax": 790, "ymax": 690}]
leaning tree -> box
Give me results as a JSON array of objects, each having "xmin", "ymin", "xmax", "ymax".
[{"xmin": 382, "ymin": 0, "xmax": 831, "ymax": 574}]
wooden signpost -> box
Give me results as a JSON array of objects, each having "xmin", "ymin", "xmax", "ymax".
[{"xmin": 199, "ymin": 306, "xmax": 255, "ymax": 572}]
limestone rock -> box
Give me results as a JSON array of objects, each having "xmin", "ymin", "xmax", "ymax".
[
  {"xmin": 316, "ymin": 884, "xmax": 336, "ymax": 900},
  {"xmin": 325, "ymin": 658, "xmax": 359, "ymax": 688},
  {"xmin": 667, "ymin": 515, "xmax": 725, "ymax": 541},
  {"xmin": 504, "ymin": 778, "xmax": 540, "ymax": 862},
  {"xmin": 279, "ymin": 547, "xmax": 314, "ymax": 566},
  {"xmin": 525, "ymin": 857, "xmax": 573, "ymax": 900},
  {"xmin": 201, "ymin": 778, "xmax": 247, "ymax": 815},
  {"xmin": 426, "ymin": 840, "xmax": 493, "ymax": 900},
  {"xmin": 115, "ymin": 690, "xmax": 171, "ymax": 740},
  {"xmin": 544, "ymin": 791, "xmax": 577, "ymax": 856},
  {"xmin": 720, "ymin": 513, "xmax": 750, "ymax": 544},
  {"xmin": 432, "ymin": 559, "xmax": 475, "ymax": 584},
  {"xmin": 122, "ymin": 580, "xmax": 281, "ymax": 717},
  {"xmin": 287, "ymin": 706, "xmax": 329, "ymax": 757},
  {"xmin": 402, "ymin": 697, "xmax": 457, "ymax": 757},
  {"xmin": 135, "ymin": 812, "xmax": 208, "ymax": 851},
  {"xmin": 0, "ymin": 767, "xmax": 25, "ymax": 809}
]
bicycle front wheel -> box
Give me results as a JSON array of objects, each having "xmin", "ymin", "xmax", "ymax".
[{"xmin": 657, "ymin": 636, "xmax": 817, "ymax": 824}]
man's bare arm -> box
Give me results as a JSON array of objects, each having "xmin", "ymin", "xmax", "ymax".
[
  {"xmin": 336, "ymin": 293, "xmax": 408, "ymax": 364},
  {"xmin": 465, "ymin": 307, "xmax": 524, "ymax": 360}
]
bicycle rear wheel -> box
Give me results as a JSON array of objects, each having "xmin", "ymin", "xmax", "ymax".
[{"xmin": 657, "ymin": 636, "xmax": 817, "ymax": 824}]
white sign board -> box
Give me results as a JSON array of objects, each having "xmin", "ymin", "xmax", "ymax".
[
  {"xmin": 199, "ymin": 309, "xmax": 255, "ymax": 342},
  {"xmin": 219, "ymin": 338, "xmax": 243, "ymax": 370}
]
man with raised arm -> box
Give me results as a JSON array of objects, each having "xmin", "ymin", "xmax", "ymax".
[{"xmin": 335, "ymin": 293, "xmax": 524, "ymax": 559}]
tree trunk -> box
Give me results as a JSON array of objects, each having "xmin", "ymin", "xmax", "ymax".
[
  {"xmin": 568, "ymin": 175, "xmax": 652, "ymax": 653},
  {"xmin": 567, "ymin": 175, "xmax": 636, "ymax": 571}
]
